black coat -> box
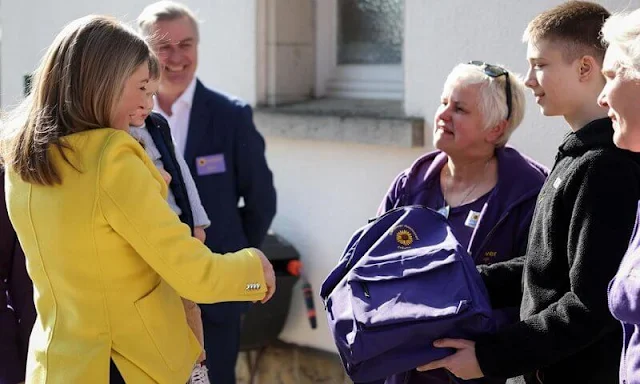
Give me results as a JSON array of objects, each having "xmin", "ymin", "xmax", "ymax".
[
  {"xmin": 477, "ymin": 119, "xmax": 640, "ymax": 383},
  {"xmin": 0, "ymin": 170, "xmax": 36, "ymax": 384}
]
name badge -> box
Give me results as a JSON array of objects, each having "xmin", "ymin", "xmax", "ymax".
[
  {"xmin": 196, "ymin": 154, "xmax": 226, "ymax": 176},
  {"xmin": 465, "ymin": 210, "xmax": 481, "ymax": 228},
  {"xmin": 553, "ymin": 177, "xmax": 563, "ymax": 189}
]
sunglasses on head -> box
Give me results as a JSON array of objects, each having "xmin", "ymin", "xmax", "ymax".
[{"xmin": 468, "ymin": 60, "xmax": 512, "ymax": 120}]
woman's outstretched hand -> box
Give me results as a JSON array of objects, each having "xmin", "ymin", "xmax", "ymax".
[{"xmin": 252, "ymin": 248, "xmax": 276, "ymax": 303}]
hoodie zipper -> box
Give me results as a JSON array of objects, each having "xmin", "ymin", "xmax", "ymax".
[
  {"xmin": 473, "ymin": 211, "xmax": 510, "ymax": 263},
  {"xmin": 472, "ymin": 180, "xmax": 545, "ymax": 262}
]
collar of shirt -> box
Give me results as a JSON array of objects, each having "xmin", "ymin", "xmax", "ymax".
[
  {"xmin": 154, "ymin": 76, "xmax": 198, "ymax": 116},
  {"xmin": 153, "ymin": 77, "xmax": 198, "ymax": 156}
]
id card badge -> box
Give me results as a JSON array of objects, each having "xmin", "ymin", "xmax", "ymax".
[
  {"xmin": 465, "ymin": 210, "xmax": 481, "ymax": 228},
  {"xmin": 196, "ymin": 154, "xmax": 226, "ymax": 176}
]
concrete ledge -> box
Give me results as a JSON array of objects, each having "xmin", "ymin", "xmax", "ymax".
[{"xmin": 254, "ymin": 99, "xmax": 425, "ymax": 148}]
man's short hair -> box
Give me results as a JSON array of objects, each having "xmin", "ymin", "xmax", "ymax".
[
  {"xmin": 523, "ymin": 1, "xmax": 610, "ymax": 63},
  {"xmin": 137, "ymin": 1, "xmax": 200, "ymax": 41}
]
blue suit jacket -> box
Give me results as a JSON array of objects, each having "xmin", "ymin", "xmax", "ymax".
[{"xmin": 183, "ymin": 80, "xmax": 277, "ymax": 319}]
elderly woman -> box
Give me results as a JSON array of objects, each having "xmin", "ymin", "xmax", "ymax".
[
  {"xmin": 598, "ymin": 9, "xmax": 640, "ymax": 384},
  {"xmin": 378, "ymin": 62, "xmax": 547, "ymax": 384}
]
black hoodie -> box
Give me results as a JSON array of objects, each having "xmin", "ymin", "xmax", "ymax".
[{"xmin": 476, "ymin": 118, "xmax": 640, "ymax": 383}]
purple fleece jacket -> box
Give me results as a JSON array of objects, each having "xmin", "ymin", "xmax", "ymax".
[
  {"xmin": 609, "ymin": 201, "xmax": 640, "ymax": 384},
  {"xmin": 379, "ymin": 147, "xmax": 548, "ymax": 384},
  {"xmin": 379, "ymin": 147, "xmax": 547, "ymax": 266}
]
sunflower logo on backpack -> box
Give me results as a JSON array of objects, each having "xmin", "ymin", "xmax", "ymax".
[{"xmin": 393, "ymin": 225, "xmax": 419, "ymax": 248}]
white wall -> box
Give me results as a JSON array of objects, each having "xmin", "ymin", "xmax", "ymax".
[
  {"xmin": 404, "ymin": 0, "xmax": 640, "ymax": 165},
  {"xmin": 4, "ymin": 0, "xmax": 640, "ymax": 354},
  {"xmin": 0, "ymin": 0, "xmax": 257, "ymax": 109},
  {"xmin": 269, "ymin": 137, "xmax": 424, "ymax": 349},
  {"xmin": 278, "ymin": 0, "xmax": 640, "ymax": 352}
]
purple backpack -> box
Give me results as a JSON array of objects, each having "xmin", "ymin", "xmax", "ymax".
[{"xmin": 320, "ymin": 206, "xmax": 496, "ymax": 382}]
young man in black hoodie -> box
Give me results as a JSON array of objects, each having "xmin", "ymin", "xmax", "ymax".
[{"xmin": 418, "ymin": 2, "xmax": 640, "ymax": 383}]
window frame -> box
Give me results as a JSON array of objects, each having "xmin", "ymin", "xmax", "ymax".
[{"xmin": 315, "ymin": 0, "xmax": 404, "ymax": 100}]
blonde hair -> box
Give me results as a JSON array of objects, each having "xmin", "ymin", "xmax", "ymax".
[
  {"xmin": 0, "ymin": 15, "xmax": 159, "ymax": 185},
  {"xmin": 443, "ymin": 63, "xmax": 527, "ymax": 147},
  {"xmin": 601, "ymin": 9, "xmax": 640, "ymax": 79},
  {"xmin": 137, "ymin": 1, "xmax": 200, "ymax": 41}
]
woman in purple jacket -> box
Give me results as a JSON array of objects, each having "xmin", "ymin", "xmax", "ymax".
[
  {"xmin": 0, "ymin": 170, "xmax": 35, "ymax": 384},
  {"xmin": 378, "ymin": 63, "xmax": 548, "ymax": 384},
  {"xmin": 598, "ymin": 9, "xmax": 640, "ymax": 384}
]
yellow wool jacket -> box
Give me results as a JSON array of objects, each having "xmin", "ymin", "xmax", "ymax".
[{"xmin": 4, "ymin": 128, "xmax": 267, "ymax": 384}]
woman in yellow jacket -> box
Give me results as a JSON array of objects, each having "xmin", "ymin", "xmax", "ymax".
[{"xmin": 0, "ymin": 15, "xmax": 275, "ymax": 384}]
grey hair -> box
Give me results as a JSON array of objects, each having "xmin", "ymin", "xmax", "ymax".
[
  {"xmin": 601, "ymin": 9, "xmax": 640, "ymax": 79},
  {"xmin": 137, "ymin": 1, "xmax": 200, "ymax": 41},
  {"xmin": 442, "ymin": 63, "xmax": 526, "ymax": 147}
]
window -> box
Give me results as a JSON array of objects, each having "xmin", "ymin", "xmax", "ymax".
[
  {"xmin": 337, "ymin": 0, "xmax": 403, "ymax": 65},
  {"xmin": 317, "ymin": 0, "xmax": 404, "ymax": 100}
]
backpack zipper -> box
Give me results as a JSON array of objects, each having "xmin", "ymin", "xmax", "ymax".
[{"xmin": 361, "ymin": 282, "xmax": 371, "ymax": 298}]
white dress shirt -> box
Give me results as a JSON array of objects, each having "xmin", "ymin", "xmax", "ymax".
[
  {"xmin": 154, "ymin": 77, "xmax": 198, "ymax": 156},
  {"xmin": 128, "ymin": 125, "xmax": 211, "ymax": 228}
]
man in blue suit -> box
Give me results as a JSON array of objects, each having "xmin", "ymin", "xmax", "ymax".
[{"xmin": 138, "ymin": 2, "xmax": 277, "ymax": 383}]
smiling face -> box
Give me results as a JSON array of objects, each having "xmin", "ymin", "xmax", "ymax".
[
  {"xmin": 111, "ymin": 63, "xmax": 151, "ymax": 131},
  {"xmin": 524, "ymin": 38, "xmax": 584, "ymax": 118},
  {"xmin": 150, "ymin": 16, "xmax": 198, "ymax": 98},
  {"xmin": 129, "ymin": 78, "xmax": 160, "ymax": 127},
  {"xmin": 598, "ymin": 45, "xmax": 640, "ymax": 151}
]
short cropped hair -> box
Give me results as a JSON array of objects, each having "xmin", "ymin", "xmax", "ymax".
[
  {"xmin": 523, "ymin": 1, "xmax": 610, "ymax": 63},
  {"xmin": 443, "ymin": 63, "xmax": 527, "ymax": 147}
]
